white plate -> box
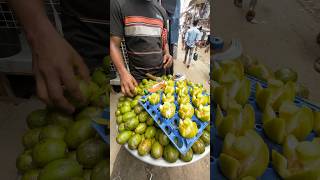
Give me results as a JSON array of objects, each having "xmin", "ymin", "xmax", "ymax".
[{"xmin": 124, "ymin": 144, "xmax": 210, "ymax": 167}]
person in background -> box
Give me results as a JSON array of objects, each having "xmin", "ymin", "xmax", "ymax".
[
  {"xmin": 234, "ymin": 0, "xmax": 258, "ymax": 22},
  {"xmin": 110, "ymin": 0, "xmax": 173, "ymax": 97},
  {"xmin": 181, "ymin": 26, "xmax": 190, "ymax": 50},
  {"xmin": 183, "ymin": 20, "xmax": 201, "ymax": 68},
  {"xmin": 8, "ymin": 0, "xmax": 108, "ymax": 113}
]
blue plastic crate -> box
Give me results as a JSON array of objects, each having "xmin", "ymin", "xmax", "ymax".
[
  {"xmin": 211, "ymin": 76, "xmax": 320, "ymax": 179},
  {"xmin": 92, "ymin": 108, "xmax": 110, "ymax": 144},
  {"xmin": 139, "ymin": 83, "xmax": 210, "ymax": 154}
]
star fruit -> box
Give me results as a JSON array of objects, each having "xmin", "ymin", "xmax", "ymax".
[
  {"xmin": 219, "ymin": 130, "xmax": 269, "ymax": 180},
  {"xmin": 148, "ymin": 93, "xmax": 160, "ymax": 105},
  {"xmin": 178, "ymin": 103, "xmax": 194, "ymax": 119},
  {"xmin": 263, "ymin": 101, "xmax": 314, "ymax": 144},
  {"xmin": 195, "ymin": 105, "xmax": 210, "ymax": 122},
  {"xmin": 162, "ymin": 93, "xmax": 175, "ymax": 103},
  {"xmin": 164, "ymin": 85, "xmax": 175, "ymax": 95},
  {"xmin": 192, "ymin": 93, "xmax": 209, "ymax": 108},
  {"xmin": 179, "ymin": 118, "xmax": 198, "ymax": 138},
  {"xmin": 212, "ymin": 60, "xmax": 244, "ymax": 83},
  {"xmin": 255, "ymin": 79, "xmax": 296, "ymax": 111},
  {"xmin": 177, "ymin": 94, "xmax": 190, "ymax": 105},
  {"xmin": 159, "ymin": 102, "xmax": 176, "ymax": 119},
  {"xmin": 272, "ymin": 135, "xmax": 320, "ymax": 179},
  {"xmin": 215, "ymin": 102, "xmax": 255, "ymax": 139}
]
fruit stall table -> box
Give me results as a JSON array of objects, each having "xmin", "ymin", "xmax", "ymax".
[{"xmin": 110, "ymin": 90, "xmax": 210, "ymax": 180}]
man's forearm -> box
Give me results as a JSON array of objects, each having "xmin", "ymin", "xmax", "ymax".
[
  {"xmin": 110, "ymin": 38, "xmax": 128, "ymax": 76},
  {"xmin": 9, "ymin": 0, "xmax": 56, "ymax": 46}
]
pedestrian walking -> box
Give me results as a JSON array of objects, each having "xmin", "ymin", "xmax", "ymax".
[{"xmin": 183, "ymin": 20, "xmax": 201, "ymax": 68}]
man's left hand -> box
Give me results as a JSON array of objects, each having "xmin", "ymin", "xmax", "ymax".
[{"xmin": 163, "ymin": 53, "xmax": 173, "ymax": 69}]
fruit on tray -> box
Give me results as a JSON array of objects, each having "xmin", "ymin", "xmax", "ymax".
[
  {"xmin": 176, "ymin": 86, "xmax": 188, "ymax": 96},
  {"xmin": 246, "ymin": 62, "xmax": 274, "ymax": 81},
  {"xmin": 256, "ymin": 79, "xmax": 296, "ymax": 111},
  {"xmin": 295, "ymin": 83, "xmax": 310, "ymax": 99},
  {"xmin": 178, "ymin": 103, "xmax": 194, "ymax": 119},
  {"xmin": 180, "ymin": 149, "xmax": 193, "ymax": 162},
  {"xmin": 263, "ymin": 101, "xmax": 314, "ymax": 144},
  {"xmin": 179, "ymin": 118, "xmax": 198, "ymax": 138},
  {"xmin": 162, "ymin": 93, "xmax": 175, "ymax": 103},
  {"xmin": 219, "ymin": 130, "xmax": 269, "ymax": 179},
  {"xmin": 148, "ymin": 93, "xmax": 160, "ymax": 105},
  {"xmin": 163, "ymin": 144, "xmax": 179, "ymax": 163},
  {"xmin": 212, "ymin": 60, "xmax": 244, "ymax": 83},
  {"xmin": 215, "ymin": 102, "xmax": 255, "ymax": 138},
  {"xmin": 177, "ymin": 94, "xmax": 190, "ymax": 105},
  {"xmin": 164, "ymin": 85, "xmax": 175, "ymax": 95},
  {"xmin": 159, "ymin": 102, "xmax": 176, "ymax": 119},
  {"xmin": 195, "ymin": 105, "xmax": 210, "ymax": 122},
  {"xmin": 215, "ymin": 79, "xmax": 250, "ymax": 106},
  {"xmin": 76, "ymin": 138, "xmax": 107, "ymax": 168},
  {"xmin": 192, "ymin": 93, "xmax": 209, "ymax": 108},
  {"xmin": 151, "ymin": 141, "xmax": 164, "ymax": 159},
  {"xmin": 190, "ymin": 86, "xmax": 204, "ymax": 97},
  {"xmin": 274, "ymin": 67, "xmax": 298, "ymax": 83},
  {"xmin": 272, "ymin": 135, "xmax": 320, "ymax": 179},
  {"xmin": 176, "ymin": 80, "xmax": 187, "ymax": 88}
]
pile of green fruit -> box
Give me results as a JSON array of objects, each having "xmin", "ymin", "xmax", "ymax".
[
  {"xmin": 115, "ymin": 78, "xmax": 210, "ymax": 163},
  {"xmin": 212, "ymin": 58, "xmax": 320, "ymax": 179},
  {"xmin": 16, "ymin": 63, "xmax": 110, "ymax": 180}
]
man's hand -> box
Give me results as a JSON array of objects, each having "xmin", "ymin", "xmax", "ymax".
[
  {"xmin": 31, "ymin": 27, "xmax": 90, "ymax": 113},
  {"xmin": 119, "ymin": 70, "xmax": 138, "ymax": 97},
  {"xmin": 163, "ymin": 53, "xmax": 173, "ymax": 69}
]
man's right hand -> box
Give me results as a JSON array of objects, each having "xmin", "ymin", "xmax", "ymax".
[
  {"xmin": 119, "ymin": 70, "xmax": 138, "ymax": 97},
  {"xmin": 30, "ymin": 25, "xmax": 90, "ymax": 113}
]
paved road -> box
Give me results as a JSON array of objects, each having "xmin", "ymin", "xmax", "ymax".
[{"xmin": 212, "ymin": 0, "xmax": 320, "ymax": 102}]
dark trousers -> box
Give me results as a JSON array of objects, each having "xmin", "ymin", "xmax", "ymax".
[{"xmin": 184, "ymin": 45, "xmax": 194, "ymax": 65}]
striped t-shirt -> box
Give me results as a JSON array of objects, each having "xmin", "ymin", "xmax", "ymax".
[{"xmin": 111, "ymin": 0, "xmax": 167, "ymax": 81}]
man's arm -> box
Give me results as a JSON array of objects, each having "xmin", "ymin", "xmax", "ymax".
[
  {"xmin": 185, "ymin": 30, "xmax": 189, "ymax": 42},
  {"xmin": 163, "ymin": 42, "xmax": 173, "ymax": 69},
  {"xmin": 110, "ymin": 36, "xmax": 137, "ymax": 97},
  {"xmin": 9, "ymin": 0, "xmax": 89, "ymax": 113}
]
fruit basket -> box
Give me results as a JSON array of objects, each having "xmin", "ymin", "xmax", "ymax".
[
  {"xmin": 115, "ymin": 77, "xmax": 210, "ymax": 167},
  {"xmin": 211, "ymin": 59, "xmax": 320, "ymax": 179}
]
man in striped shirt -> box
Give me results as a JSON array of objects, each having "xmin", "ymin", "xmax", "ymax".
[{"xmin": 110, "ymin": 0, "xmax": 173, "ymax": 97}]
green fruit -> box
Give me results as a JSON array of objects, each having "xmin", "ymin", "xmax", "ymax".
[
  {"xmin": 75, "ymin": 107, "xmax": 102, "ymax": 121},
  {"xmin": 138, "ymin": 111, "xmax": 148, "ymax": 123},
  {"xmin": 179, "ymin": 118, "xmax": 198, "ymax": 138},
  {"xmin": 146, "ymin": 116, "xmax": 154, "ymax": 126},
  {"xmin": 159, "ymin": 102, "xmax": 176, "ymax": 119},
  {"xmin": 118, "ymin": 123, "xmax": 126, "ymax": 132},
  {"xmin": 192, "ymin": 139, "xmax": 205, "ymax": 154},
  {"xmin": 116, "ymin": 115, "xmax": 123, "ymax": 125},
  {"xmin": 135, "ymin": 123, "xmax": 147, "ymax": 134},
  {"xmin": 116, "ymin": 131, "xmax": 133, "ymax": 144},
  {"xmin": 16, "ymin": 150, "xmax": 35, "ymax": 173},
  {"xmin": 91, "ymin": 69, "xmax": 107, "ymax": 87},
  {"xmin": 142, "ymin": 79, "xmax": 148, "ymax": 85},
  {"xmin": 22, "ymin": 169, "xmax": 40, "ymax": 180},
  {"xmin": 138, "ymin": 139, "xmax": 152, "ymax": 156},
  {"xmin": 76, "ymin": 138, "xmax": 107, "ymax": 168},
  {"xmin": 33, "ymin": 139, "xmax": 67, "ymax": 167},
  {"xmin": 46, "ymin": 111, "xmax": 73, "ymax": 129},
  {"xmin": 38, "ymin": 159, "xmax": 83, "ymax": 180},
  {"xmin": 26, "ymin": 109, "xmax": 48, "ymax": 129},
  {"xmin": 125, "ymin": 117, "xmax": 139, "ymax": 130},
  {"xmin": 134, "ymin": 105, "xmax": 144, "ymax": 114},
  {"xmin": 151, "ymin": 141, "xmax": 163, "ymax": 159},
  {"xmin": 39, "ymin": 125, "xmax": 66, "ymax": 141},
  {"xmin": 163, "ymin": 144, "xmax": 179, "ymax": 163},
  {"xmin": 83, "ymin": 169, "xmax": 92, "ymax": 180},
  {"xmin": 130, "ymin": 100, "xmax": 139, "ymax": 108},
  {"xmin": 178, "ymin": 103, "xmax": 194, "ymax": 119},
  {"xmin": 205, "ymin": 125, "xmax": 210, "ymax": 132},
  {"xmin": 115, "ymin": 110, "xmax": 121, "ymax": 116},
  {"xmin": 274, "ymin": 68, "xmax": 298, "ymax": 83},
  {"xmin": 65, "ymin": 118, "xmax": 95, "ymax": 149},
  {"xmin": 119, "ymin": 96, "xmax": 126, "ymax": 102},
  {"xmin": 67, "ymin": 151, "xmax": 77, "ymax": 161},
  {"xmin": 180, "ymin": 149, "xmax": 193, "ymax": 162},
  {"xmin": 145, "ymin": 126, "xmax": 156, "ymax": 139},
  {"xmin": 200, "ymin": 130, "xmax": 210, "ymax": 146},
  {"xmin": 128, "ymin": 134, "xmax": 142, "ymax": 150},
  {"xmin": 22, "ymin": 128, "xmax": 41, "ymax": 149},
  {"xmin": 120, "ymin": 105, "xmax": 131, "ymax": 114},
  {"xmin": 91, "ymin": 160, "xmax": 109, "ymax": 180},
  {"xmin": 158, "ymin": 132, "xmax": 169, "ymax": 146},
  {"xmin": 122, "ymin": 111, "xmax": 136, "ymax": 122}
]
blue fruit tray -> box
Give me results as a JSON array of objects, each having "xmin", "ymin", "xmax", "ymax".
[
  {"xmin": 139, "ymin": 83, "xmax": 210, "ymax": 154},
  {"xmin": 92, "ymin": 108, "xmax": 110, "ymax": 144},
  {"xmin": 211, "ymin": 75, "xmax": 320, "ymax": 180}
]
